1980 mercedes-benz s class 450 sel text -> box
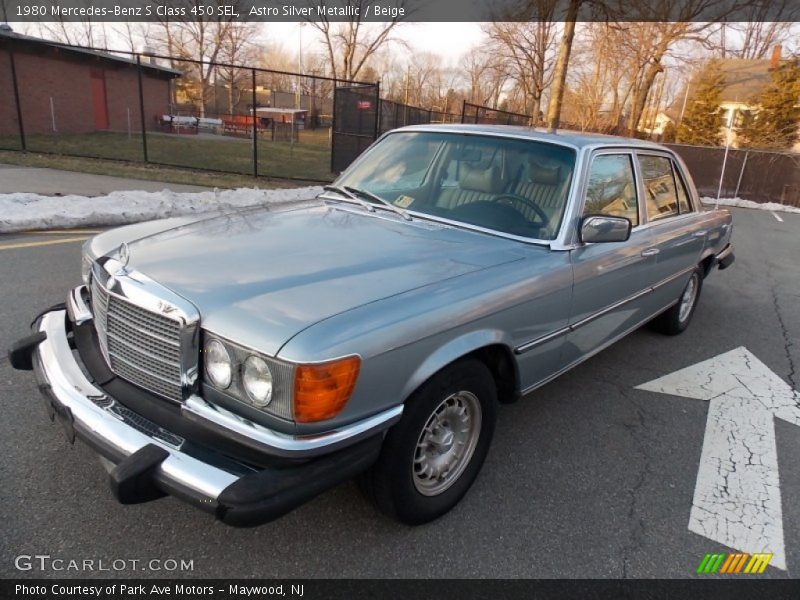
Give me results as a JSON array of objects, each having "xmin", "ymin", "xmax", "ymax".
[{"xmin": 10, "ymin": 125, "xmax": 734, "ymax": 525}]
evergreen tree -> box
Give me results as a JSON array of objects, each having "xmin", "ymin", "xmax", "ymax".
[
  {"xmin": 738, "ymin": 58, "xmax": 800, "ymax": 150},
  {"xmin": 677, "ymin": 61, "xmax": 726, "ymax": 146}
]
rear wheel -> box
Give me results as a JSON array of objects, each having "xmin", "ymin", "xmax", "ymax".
[
  {"xmin": 360, "ymin": 359, "xmax": 497, "ymax": 525},
  {"xmin": 650, "ymin": 267, "xmax": 703, "ymax": 335}
]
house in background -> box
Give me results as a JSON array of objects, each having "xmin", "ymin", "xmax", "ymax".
[
  {"xmin": 640, "ymin": 111, "xmax": 675, "ymax": 138},
  {"xmin": 712, "ymin": 46, "xmax": 800, "ymax": 152},
  {"xmin": 0, "ymin": 26, "xmax": 181, "ymax": 137}
]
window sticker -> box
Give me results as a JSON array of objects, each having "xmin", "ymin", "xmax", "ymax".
[{"xmin": 395, "ymin": 195, "xmax": 415, "ymax": 208}]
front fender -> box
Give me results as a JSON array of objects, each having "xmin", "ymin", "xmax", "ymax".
[{"xmin": 399, "ymin": 329, "xmax": 517, "ymax": 404}]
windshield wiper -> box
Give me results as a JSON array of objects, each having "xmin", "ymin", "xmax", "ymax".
[
  {"xmin": 343, "ymin": 186, "xmax": 413, "ymax": 221},
  {"xmin": 322, "ymin": 185, "xmax": 376, "ymax": 213}
]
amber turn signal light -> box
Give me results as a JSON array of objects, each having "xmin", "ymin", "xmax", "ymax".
[{"xmin": 293, "ymin": 356, "xmax": 361, "ymax": 423}]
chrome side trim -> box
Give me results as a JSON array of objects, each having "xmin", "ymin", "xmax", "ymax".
[
  {"xmin": 181, "ymin": 397, "xmax": 403, "ymax": 459},
  {"xmin": 66, "ymin": 285, "xmax": 92, "ymax": 326},
  {"xmin": 514, "ymin": 326, "xmax": 570, "ymax": 355},
  {"xmin": 34, "ymin": 310, "xmax": 238, "ymax": 507},
  {"xmin": 514, "ymin": 265, "xmax": 696, "ymax": 354},
  {"xmin": 520, "ymin": 297, "xmax": 681, "ymax": 396}
]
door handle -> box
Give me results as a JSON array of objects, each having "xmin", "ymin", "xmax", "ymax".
[
  {"xmin": 693, "ymin": 230, "xmax": 708, "ymax": 238},
  {"xmin": 641, "ymin": 248, "xmax": 660, "ymax": 257}
]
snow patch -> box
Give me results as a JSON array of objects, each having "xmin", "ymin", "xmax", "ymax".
[
  {"xmin": 0, "ymin": 186, "xmax": 323, "ymax": 232},
  {"xmin": 701, "ymin": 196, "xmax": 800, "ymax": 215}
]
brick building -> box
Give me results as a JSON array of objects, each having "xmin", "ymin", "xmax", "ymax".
[{"xmin": 0, "ymin": 27, "xmax": 180, "ymax": 138}]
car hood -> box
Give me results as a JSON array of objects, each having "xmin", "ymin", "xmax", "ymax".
[{"xmin": 120, "ymin": 203, "xmax": 526, "ymax": 355}]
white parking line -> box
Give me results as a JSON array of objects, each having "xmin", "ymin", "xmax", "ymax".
[{"xmin": 771, "ymin": 211, "xmax": 784, "ymax": 222}]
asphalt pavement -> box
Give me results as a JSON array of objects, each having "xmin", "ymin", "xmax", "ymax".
[{"xmin": 0, "ymin": 207, "xmax": 798, "ymax": 579}]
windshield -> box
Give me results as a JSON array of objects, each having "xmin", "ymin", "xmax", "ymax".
[{"xmin": 334, "ymin": 131, "xmax": 576, "ymax": 241}]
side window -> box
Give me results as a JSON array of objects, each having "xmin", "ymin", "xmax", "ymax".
[
  {"xmin": 639, "ymin": 155, "xmax": 680, "ymax": 221},
  {"xmin": 583, "ymin": 154, "xmax": 639, "ymax": 226},
  {"xmin": 673, "ymin": 162, "xmax": 693, "ymax": 213}
]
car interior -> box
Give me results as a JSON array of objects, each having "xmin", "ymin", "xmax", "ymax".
[{"xmin": 341, "ymin": 132, "xmax": 576, "ymax": 241}]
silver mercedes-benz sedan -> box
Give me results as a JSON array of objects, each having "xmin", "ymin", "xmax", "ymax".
[{"xmin": 10, "ymin": 125, "xmax": 734, "ymax": 525}]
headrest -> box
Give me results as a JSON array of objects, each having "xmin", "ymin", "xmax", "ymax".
[
  {"xmin": 528, "ymin": 162, "xmax": 561, "ymax": 186},
  {"xmin": 459, "ymin": 164, "xmax": 502, "ymax": 194}
]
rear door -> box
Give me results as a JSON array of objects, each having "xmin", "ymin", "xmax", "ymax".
[
  {"xmin": 563, "ymin": 150, "xmax": 657, "ymax": 364},
  {"xmin": 635, "ymin": 152, "xmax": 705, "ymax": 308}
]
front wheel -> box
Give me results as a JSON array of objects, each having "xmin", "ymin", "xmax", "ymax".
[
  {"xmin": 360, "ymin": 359, "xmax": 497, "ymax": 525},
  {"xmin": 650, "ymin": 267, "xmax": 703, "ymax": 335}
]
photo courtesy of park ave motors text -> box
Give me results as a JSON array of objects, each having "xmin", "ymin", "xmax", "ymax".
[{"xmin": 1, "ymin": 0, "xmax": 800, "ymax": 592}]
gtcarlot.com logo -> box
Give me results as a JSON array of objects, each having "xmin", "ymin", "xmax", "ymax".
[
  {"xmin": 697, "ymin": 552, "xmax": 772, "ymax": 574},
  {"xmin": 14, "ymin": 554, "xmax": 194, "ymax": 572}
]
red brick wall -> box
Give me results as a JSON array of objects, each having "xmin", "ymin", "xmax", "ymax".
[{"xmin": 0, "ymin": 46, "xmax": 172, "ymax": 137}]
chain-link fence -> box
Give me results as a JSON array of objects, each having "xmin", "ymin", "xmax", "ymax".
[
  {"xmin": 331, "ymin": 83, "xmax": 379, "ymax": 173},
  {"xmin": 461, "ymin": 101, "xmax": 531, "ymax": 127},
  {"xmin": 378, "ymin": 99, "xmax": 459, "ymax": 134},
  {"xmin": 666, "ymin": 144, "xmax": 800, "ymax": 207},
  {"xmin": 0, "ymin": 34, "xmax": 374, "ymax": 181}
]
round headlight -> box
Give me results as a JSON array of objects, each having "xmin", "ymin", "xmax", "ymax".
[
  {"xmin": 204, "ymin": 339, "xmax": 232, "ymax": 389},
  {"xmin": 242, "ymin": 355, "xmax": 273, "ymax": 408}
]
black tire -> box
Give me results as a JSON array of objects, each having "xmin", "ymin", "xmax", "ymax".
[
  {"xmin": 360, "ymin": 358, "xmax": 498, "ymax": 525},
  {"xmin": 650, "ymin": 267, "xmax": 703, "ymax": 335}
]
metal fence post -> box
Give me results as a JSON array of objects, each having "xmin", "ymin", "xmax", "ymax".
[
  {"xmin": 8, "ymin": 39, "xmax": 26, "ymax": 151},
  {"xmin": 136, "ymin": 55, "xmax": 149, "ymax": 162},
  {"xmin": 330, "ymin": 80, "xmax": 338, "ymax": 174},
  {"xmin": 734, "ymin": 151, "xmax": 749, "ymax": 199},
  {"xmin": 460, "ymin": 99, "xmax": 466, "ymax": 124},
  {"xmin": 252, "ymin": 68, "xmax": 258, "ymax": 178},
  {"xmin": 374, "ymin": 80, "xmax": 380, "ymax": 140}
]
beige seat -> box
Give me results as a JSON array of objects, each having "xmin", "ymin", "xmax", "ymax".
[
  {"xmin": 509, "ymin": 161, "xmax": 569, "ymax": 235},
  {"xmin": 436, "ymin": 163, "xmax": 503, "ymax": 210}
]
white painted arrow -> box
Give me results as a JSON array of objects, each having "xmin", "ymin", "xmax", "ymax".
[{"xmin": 636, "ymin": 346, "xmax": 800, "ymax": 571}]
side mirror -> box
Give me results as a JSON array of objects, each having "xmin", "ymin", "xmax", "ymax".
[{"xmin": 580, "ymin": 215, "xmax": 632, "ymax": 243}]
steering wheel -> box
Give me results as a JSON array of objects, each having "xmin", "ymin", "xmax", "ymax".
[{"xmin": 492, "ymin": 194, "xmax": 549, "ymax": 228}]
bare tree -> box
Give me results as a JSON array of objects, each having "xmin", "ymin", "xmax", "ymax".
[
  {"xmin": 305, "ymin": 0, "xmax": 405, "ymax": 81},
  {"xmin": 460, "ymin": 47, "xmax": 506, "ymax": 108},
  {"xmin": 486, "ymin": 3, "xmax": 558, "ymax": 125},
  {"xmin": 216, "ymin": 22, "xmax": 261, "ymax": 115},
  {"xmin": 30, "ymin": 2, "xmax": 109, "ymax": 48},
  {"xmin": 149, "ymin": 1, "xmax": 249, "ymax": 116}
]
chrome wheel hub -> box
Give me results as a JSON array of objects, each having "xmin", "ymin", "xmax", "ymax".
[
  {"xmin": 679, "ymin": 274, "xmax": 698, "ymax": 323},
  {"xmin": 412, "ymin": 391, "xmax": 482, "ymax": 497}
]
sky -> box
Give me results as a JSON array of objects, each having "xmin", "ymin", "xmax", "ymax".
[{"xmin": 263, "ymin": 22, "xmax": 486, "ymax": 65}]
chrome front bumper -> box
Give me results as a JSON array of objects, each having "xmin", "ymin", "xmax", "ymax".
[
  {"xmin": 29, "ymin": 306, "xmax": 399, "ymax": 522},
  {"xmin": 34, "ymin": 310, "xmax": 237, "ymax": 510}
]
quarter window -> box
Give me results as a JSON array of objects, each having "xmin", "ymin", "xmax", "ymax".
[
  {"xmin": 674, "ymin": 164, "xmax": 693, "ymax": 213},
  {"xmin": 639, "ymin": 155, "xmax": 680, "ymax": 221},
  {"xmin": 583, "ymin": 154, "xmax": 639, "ymax": 226}
]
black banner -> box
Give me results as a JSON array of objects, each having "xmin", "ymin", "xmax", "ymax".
[
  {"xmin": 1, "ymin": 0, "xmax": 798, "ymax": 23},
  {"xmin": 4, "ymin": 579, "xmax": 800, "ymax": 600}
]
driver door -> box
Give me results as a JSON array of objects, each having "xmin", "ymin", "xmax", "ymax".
[{"xmin": 562, "ymin": 151, "xmax": 658, "ymax": 365}]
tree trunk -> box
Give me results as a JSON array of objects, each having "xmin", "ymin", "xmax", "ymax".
[
  {"xmin": 628, "ymin": 60, "xmax": 663, "ymax": 135},
  {"xmin": 546, "ymin": 0, "xmax": 580, "ymax": 131}
]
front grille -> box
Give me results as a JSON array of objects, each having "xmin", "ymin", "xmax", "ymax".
[{"xmin": 91, "ymin": 278, "xmax": 184, "ymax": 402}]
